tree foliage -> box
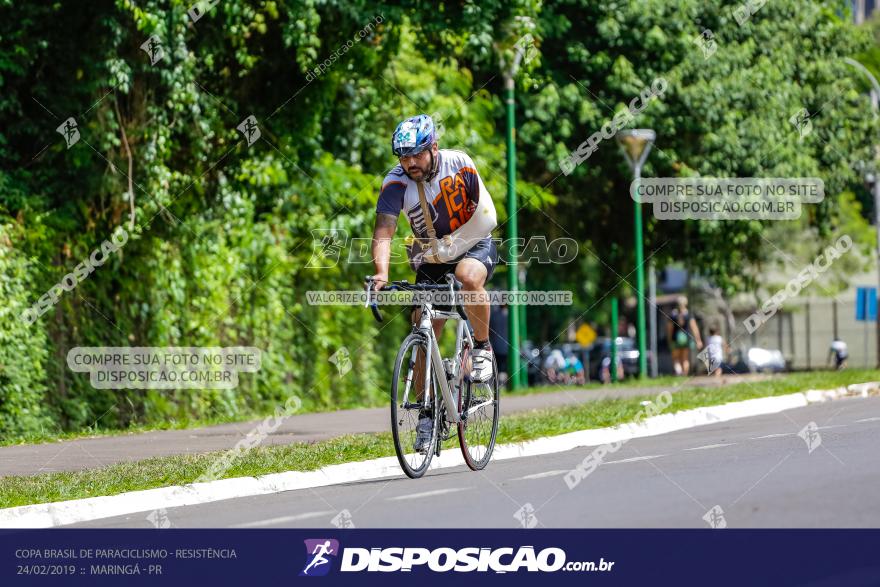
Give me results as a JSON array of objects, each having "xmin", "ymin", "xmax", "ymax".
[{"xmin": 0, "ymin": 0, "xmax": 876, "ymax": 437}]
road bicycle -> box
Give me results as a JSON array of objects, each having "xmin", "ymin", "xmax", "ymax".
[{"xmin": 365, "ymin": 274, "xmax": 500, "ymax": 478}]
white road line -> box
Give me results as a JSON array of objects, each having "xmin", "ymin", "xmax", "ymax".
[
  {"xmin": 231, "ymin": 510, "xmax": 335, "ymax": 528},
  {"xmin": 751, "ymin": 433, "xmax": 793, "ymax": 439},
  {"xmin": 816, "ymin": 425, "xmax": 847, "ymax": 430},
  {"xmin": 603, "ymin": 455, "xmax": 665, "ymax": 465},
  {"xmin": 855, "ymin": 417, "xmax": 880, "ymax": 423},
  {"xmin": 386, "ymin": 488, "xmax": 468, "ymax": 501},
  {"xmin": 684, "ymin": 443, "xmax": 735, "ymax": 451},
  {"xmin": 513, "ymin": 470, "xmax": 569, "ymax": 481}
]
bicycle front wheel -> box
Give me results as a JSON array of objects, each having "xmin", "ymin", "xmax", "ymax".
[
  {"xmin": 391, "ymin": 333, "xmax": 439, "ymax": 478},
  {"xmin": 457, "ymin": 346, "xmax": 500, "ymax": 471}
]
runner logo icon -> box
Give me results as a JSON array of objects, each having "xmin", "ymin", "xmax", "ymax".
[{"xmin": 300, "ymin": 539, "xmax": 340, "ymax": 576}]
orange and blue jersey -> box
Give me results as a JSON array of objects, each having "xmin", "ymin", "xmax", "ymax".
[{"xmin": 376, "ymin": 149, "xmax": 491, "ymax": 239}]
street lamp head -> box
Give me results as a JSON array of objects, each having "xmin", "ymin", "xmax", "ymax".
[{"xmin": 616, "ymin": 129, "xmax": 656, "ymax": 172}]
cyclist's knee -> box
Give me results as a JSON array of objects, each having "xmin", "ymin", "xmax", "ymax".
[{"xmin": 455, "ymin": 260, "xmax": 486, "ymax": 290}]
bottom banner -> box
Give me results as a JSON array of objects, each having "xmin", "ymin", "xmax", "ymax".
[{"xmin": 1, "ymin": 529, "xmax": 878, "ymax": 585}]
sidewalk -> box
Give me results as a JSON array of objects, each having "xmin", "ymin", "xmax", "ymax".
[{"xmin": 0, "ymin": 375, "xmax": 768, "ymax": 477}]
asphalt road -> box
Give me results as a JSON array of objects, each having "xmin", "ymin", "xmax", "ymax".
[
  {"xmin": 0, "ymin": 374, "xmax": 767, "ymax": 476},
  {"xmin": 74, "ymin": 395, "xmax": 880, "ymax": 528}
]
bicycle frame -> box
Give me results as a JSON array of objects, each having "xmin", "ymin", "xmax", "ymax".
[{"xmin": 411, "ymin": 301, "xmax": 473, "ymax": 425}]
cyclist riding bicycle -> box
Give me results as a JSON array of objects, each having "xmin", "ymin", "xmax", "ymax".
[{"xmin": 369, "ymin": 114, "xmax": 499, "ymax": 451}]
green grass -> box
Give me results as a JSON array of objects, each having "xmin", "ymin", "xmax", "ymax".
[
  {"xmin": 520, "ymin": 374, "xmax": 691, "ymax": 396},
  {"xmin": 0, "ymin": 396, "xmax": 384, "ymax": 448},
  {"xmin": 499, "ymin": 369, "xmax": 879, "ymax": 442},
  {"xmin": 0, "ymin": 374, "xmax": 686, "ymax": 448},
  {"xmin": 0, "ymin": 371, "xmax": 782, "ymax": 448},
  {"xmin": 1, "ymin": 369, "xmax": 877, "ymax": 509}
]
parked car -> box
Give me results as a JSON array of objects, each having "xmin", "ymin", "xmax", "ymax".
[
  {"xmin": 725, "ymin": 346, "xmax": 786, "ymax": 374},
  {"xmin": 588, "ymin": 337, "xmax": 641, "ymax": 381},
  {"xmin": 520, "ymin": 340, "xmax": 544, "ymax": 386}
]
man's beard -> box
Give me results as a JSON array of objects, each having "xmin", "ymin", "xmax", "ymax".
[
  {"xmin": 403, "ymin": 151, "xmax": 436, "ymax": 181},
  {"xmin": 403, "ymin": 164, "xmax": 428, "ymax": 181}
]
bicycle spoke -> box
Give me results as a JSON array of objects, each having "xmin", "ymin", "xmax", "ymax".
[{"xmin": 465, "ymin": 398, "xmax": 495, "ymax": 417}]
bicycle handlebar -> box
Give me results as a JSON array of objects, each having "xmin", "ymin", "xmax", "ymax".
[
  {"xmin": 364, "ymin": 275, "xmax": 467, "ymax": 324},
  {"xmin": 364, "ymin": 276, "xmax": 386, "ymax": 323}
]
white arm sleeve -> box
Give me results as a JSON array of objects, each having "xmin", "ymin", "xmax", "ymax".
[{"xmin": 429, "ymin": 175, "xmax": 497, "ymax": 263}]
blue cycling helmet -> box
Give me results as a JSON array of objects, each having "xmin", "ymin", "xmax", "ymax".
[{"xmin": 391, "ymin": 114, "xmax": 436, "ymax": 157}]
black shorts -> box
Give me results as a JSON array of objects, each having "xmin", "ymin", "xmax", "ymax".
[
  {"xmin": 412, "ymin": 237, "xmax": 498, "ymax": 314},
  {"xmin": 415, "ymin": 236, "xmax": 498, "ymax": 285}
]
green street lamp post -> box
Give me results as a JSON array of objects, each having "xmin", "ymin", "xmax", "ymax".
[
  {"xmin": 610, "ymin": 297, "xmax": 619, "ymax": 383},
  {"xmin": 502, "ymin": 41, "xmax": 527, "ymax": 389},
  {"xmin": 616, "ymin": 129, "xmax": 656, "ymax": 379}
]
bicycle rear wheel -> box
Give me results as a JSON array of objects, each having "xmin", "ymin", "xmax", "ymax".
[
  {"xmin": 457, "ymin": 345, "xmax": 500, "ymax": 470},
  {"xmin": 391, "ymin": 333, "xmax": 440, "ymax": 478}
]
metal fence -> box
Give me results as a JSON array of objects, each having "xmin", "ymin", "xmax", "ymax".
[{"xmin": 732, "ymin": 298, "xmax": 877, "ymax": 370}]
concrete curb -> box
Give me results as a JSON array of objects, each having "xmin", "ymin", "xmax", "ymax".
[{"xmin": 1, "ymin": 381, "xmax": 877, "ymax": 529}]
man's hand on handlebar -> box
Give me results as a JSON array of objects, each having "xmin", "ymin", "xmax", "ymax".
[
  {"xmin": 368, "ymin": 273, "xmax": 388, "ymax": 291},
  {"xmin": 364, "ymin": 275, "xmax": 385, "ymax": 323}
]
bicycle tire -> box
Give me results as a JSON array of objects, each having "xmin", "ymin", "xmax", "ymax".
[
  {"xmin": 391, "ymin": 333, "xmax": 440, "ymax": 478},
  {"xmin": 457, "ymin": 346, "xmax": 500, "ymax": 471}
]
